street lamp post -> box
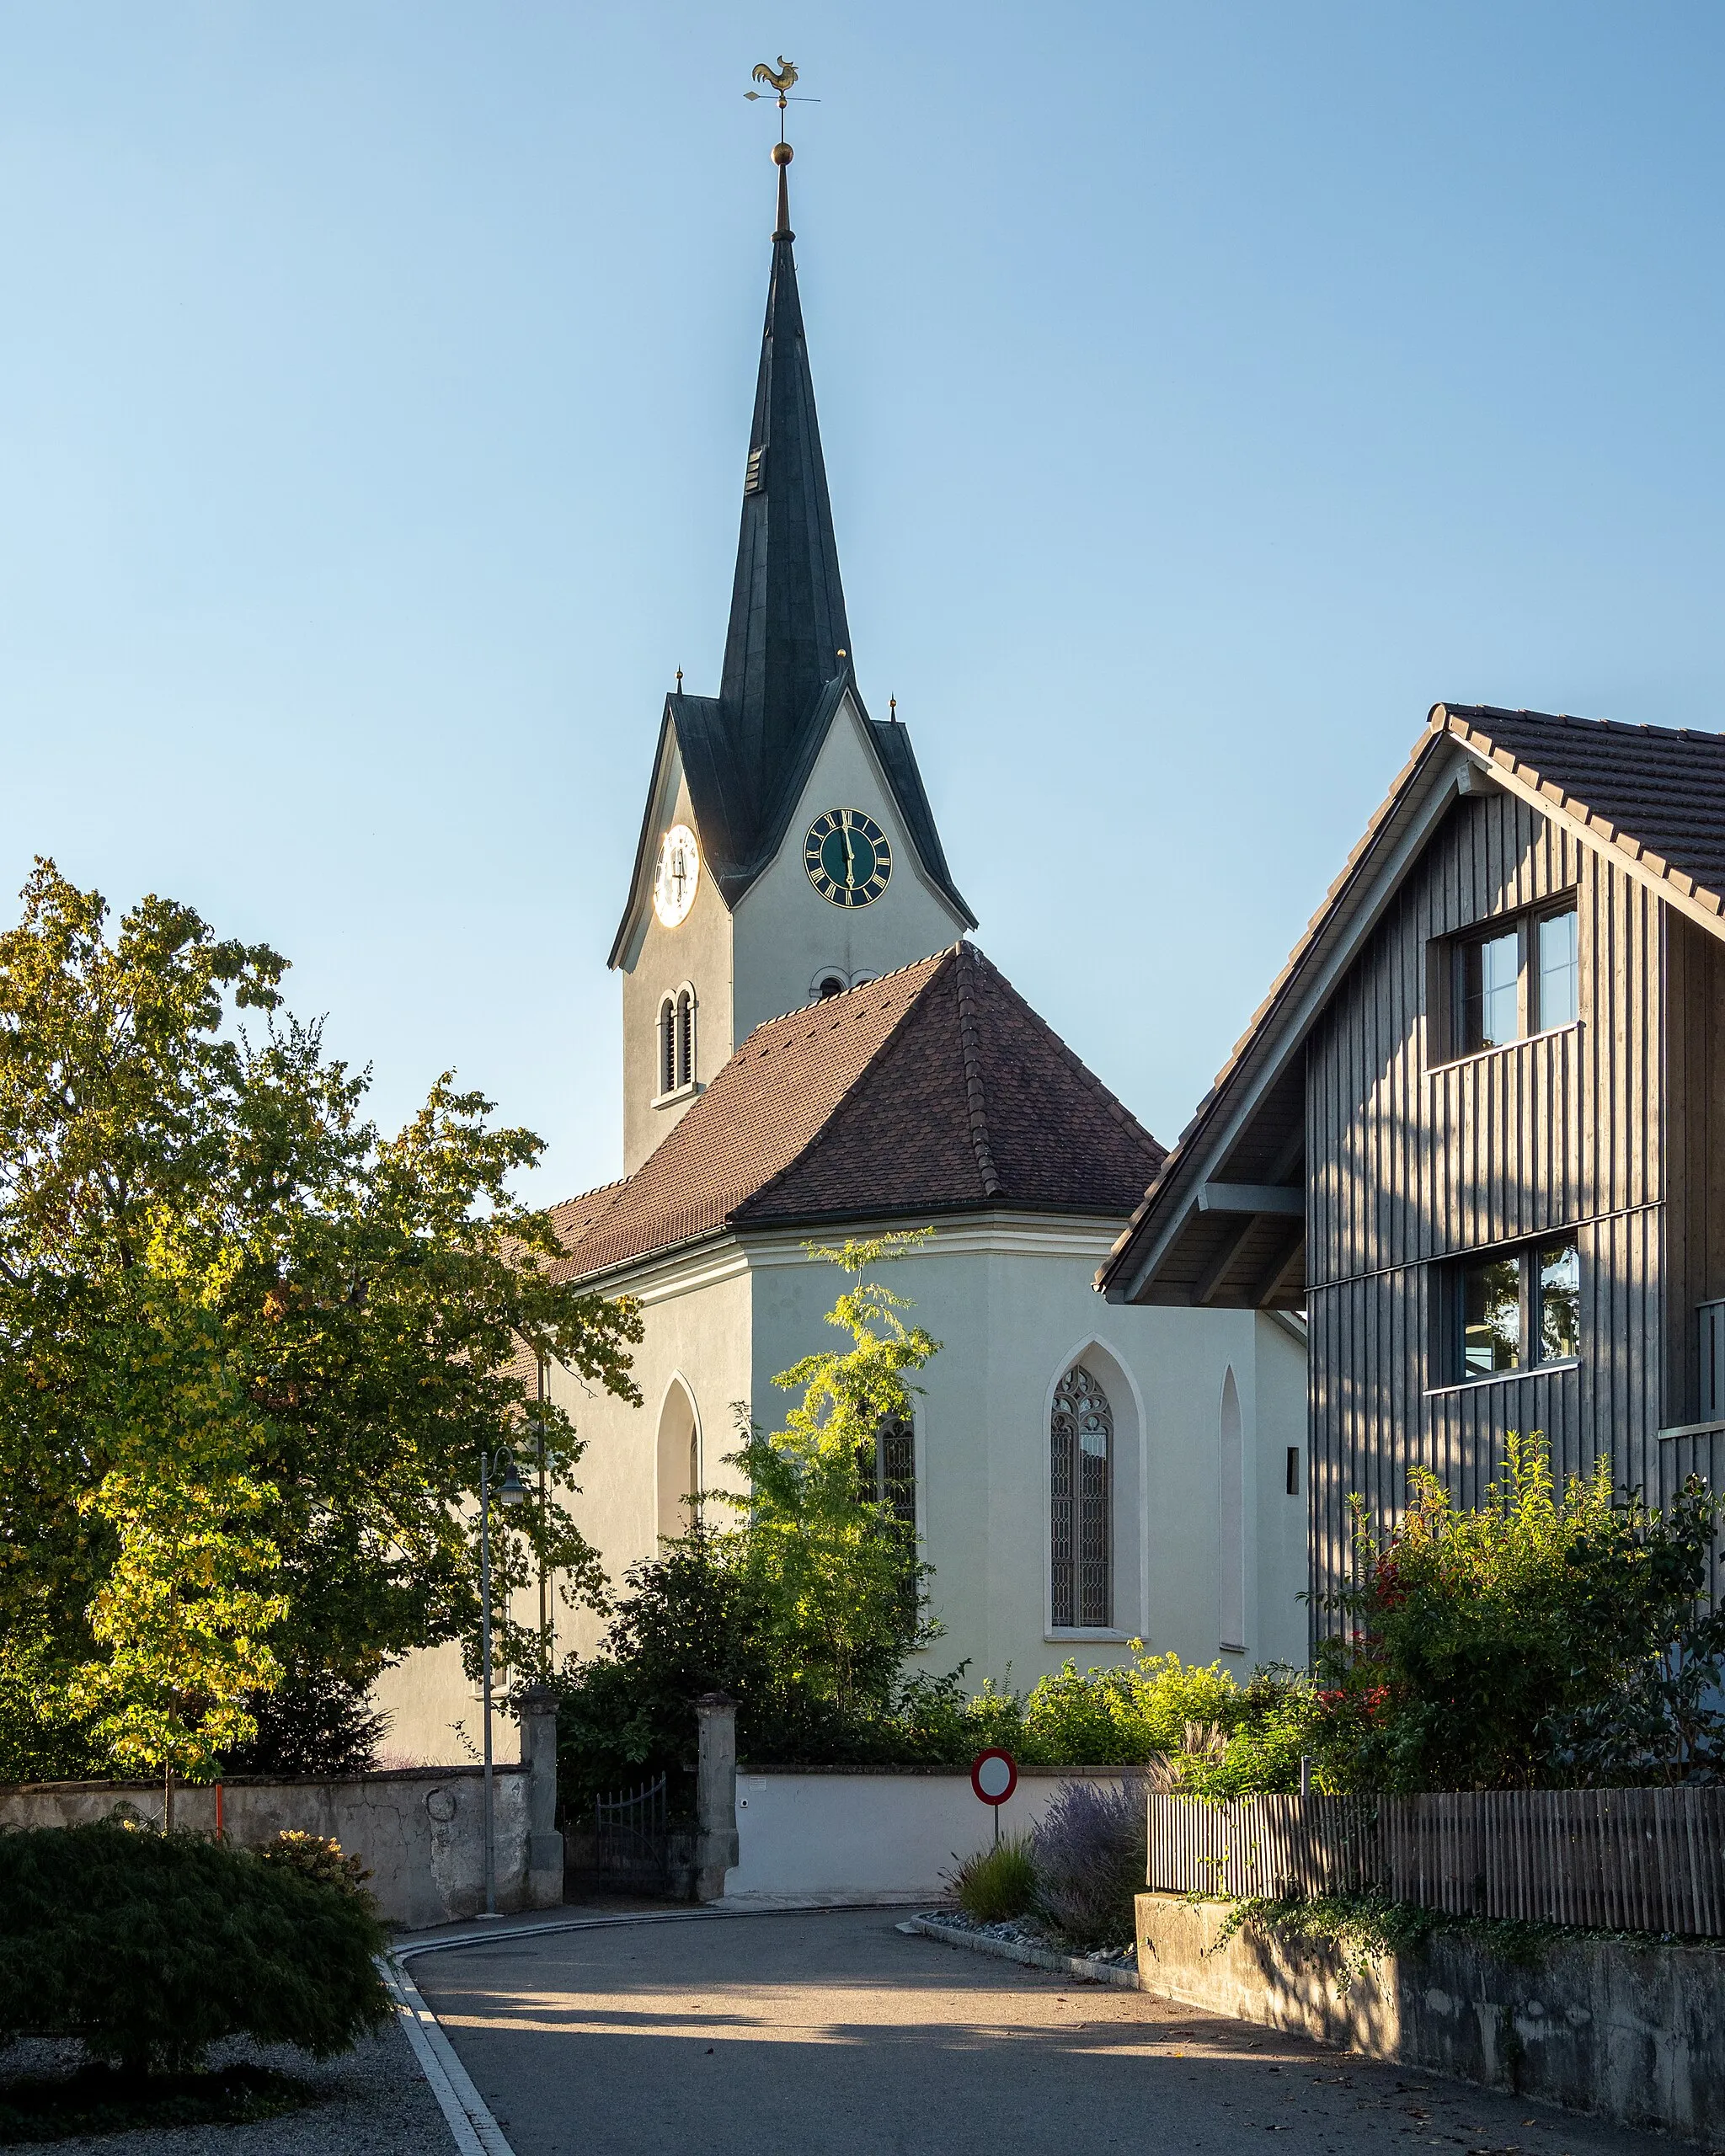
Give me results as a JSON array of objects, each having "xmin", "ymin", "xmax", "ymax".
[{"xmin": 478, "ymin": 1444, "xmax": 527, "ymax": 1919}]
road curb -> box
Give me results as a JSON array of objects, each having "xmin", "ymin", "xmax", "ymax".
[
  {"xmin": 897, "ymin": 1913, "xmax": 1141, "ymax": 1988},
  {"xmin": 379, "ymin": 1952, "xmax": 516, "ymax": 2156}
]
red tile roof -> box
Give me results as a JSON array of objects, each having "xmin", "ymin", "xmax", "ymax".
[{"xmin": 547, "ymin": 945, "xmax": 1164, "ymax": 1283}]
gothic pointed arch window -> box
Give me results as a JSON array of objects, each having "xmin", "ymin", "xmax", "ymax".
[
  {"xmin": 855, "ymin": 1412, "xmax": 916, "ymax": 1529},
  {"xmin": 1050, "ymin": 1362, "xmax": 1113, "ymax": 1629}
]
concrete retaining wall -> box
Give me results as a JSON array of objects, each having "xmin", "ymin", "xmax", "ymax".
[
  {"xmin": 727, "ymin": 1767, "xmax": 1137, "ymax": 1904},
  {"xmin": 1136, "ymin": 1891, "xmax": 1725, "ymax": 2143},
  {"xmin": 0, "ymin": 1768, "xmax": 531, "ymax": 1931}
]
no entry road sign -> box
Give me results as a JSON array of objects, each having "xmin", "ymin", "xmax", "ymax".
[{"xmin": 970, "ymin": 1748, "xmax": 1017, "ymax": 1806}]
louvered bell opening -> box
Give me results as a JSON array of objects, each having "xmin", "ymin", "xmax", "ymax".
[
  {"xmin": 676, "ymin": 991, "xmax": 693, "ymax": 1089},
  {"xmin": 744, "ymin": 444, "xmax": 768, "ymax": 496}
]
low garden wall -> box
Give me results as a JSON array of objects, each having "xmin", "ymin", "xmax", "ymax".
[
  {"xmin": 0, "ymin": 1768, "xmax": 532, "ymax": 1931},
  {"xmin": 1135, "ymin": 1891, "xmax": 1725, "ymax": 2143},
  {"xmin": 726, "ymin": 1765, "xmax": 1137, "ymax": 1904}
]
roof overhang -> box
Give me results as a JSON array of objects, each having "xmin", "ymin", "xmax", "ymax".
[{"xmin": 1097, "ymin": 708, "xmax": 1701, "ymax": 1308}]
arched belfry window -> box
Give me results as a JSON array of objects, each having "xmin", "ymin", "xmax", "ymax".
[
  {"xmin": 657, "ymin": 987, "xmax": 696, "ymax": 1096},
  {"xmin": 657, "ymin": 996, "xmax": 676, "ymax": 1096},
  {"xmin": 675, "ymin": 987, "xmax": 695, "ymax": 1088},
  {"xmin": 1051, "ymin": 1363, "xmax": 1113, "ymax": 1628}
]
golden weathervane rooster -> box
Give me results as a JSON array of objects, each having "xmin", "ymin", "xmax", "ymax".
[{"xmin": 750, "ymin": 56, "xmax": 798, "ymax": 97}]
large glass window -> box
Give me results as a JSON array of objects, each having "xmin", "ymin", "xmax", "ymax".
[
  {"xmin": 856, "ymin": 1412, "xmax": 916, "ymax": 1529},
  {"xmin": 1538, "ymin": 1239, "xmax": 1580, "ymax": 1361},
  {"xmin": 1456, "ymin": 928, "xmax": 1521, "ymax": 1054},
  {"xmin": 1051, "ymin": 1364, "xmax": 1113, "ymax": 1629},
  {"xmin": 1535, "ymin": 906, "xmax": 1579, "ymax": 1032},
  {"xmin": 1462, "ymin": 1255, "xmax": 1523, "ymax": 1375},
  {"xmin": 1457, "ymin": 1238, "xmax": 1579, "ymax": 1380}
]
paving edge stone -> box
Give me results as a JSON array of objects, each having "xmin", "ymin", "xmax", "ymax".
[{"xmin": 897, "ymin": 1915, "xmax": 1140, "ymax": 1988}]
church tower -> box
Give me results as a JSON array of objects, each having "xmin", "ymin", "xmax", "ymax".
[{"xmin": 608, "ymin": 133, "xmax": 975, "ymax": 1171}]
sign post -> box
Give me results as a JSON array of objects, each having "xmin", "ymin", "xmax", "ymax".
[{"xmin": 969, "ymin": 1748, "xmax": 1018, "ymax": 1844}]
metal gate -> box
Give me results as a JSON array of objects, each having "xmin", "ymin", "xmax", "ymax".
[{"xmin": 592, "ymin": 1773, "xmax": 670, "ymax": 1890}]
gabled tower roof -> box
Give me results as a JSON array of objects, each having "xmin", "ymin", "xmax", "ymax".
[
  {"xmin": 718, "ymin": 152, "xmax": 852, "ymax": 814},
  {"xmin": 608, "ymin": 145, "xmax": 974, "ymax": 964}
]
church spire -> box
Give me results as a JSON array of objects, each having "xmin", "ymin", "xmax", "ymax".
[{"xmin": 718, "ymin": 135, "xmax": 852, "ymax": 819}]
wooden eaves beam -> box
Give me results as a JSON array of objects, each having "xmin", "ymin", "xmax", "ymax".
[{"xmin": 1197, "ymin": 1182, "xmax": 1305, "ymax": 1216}]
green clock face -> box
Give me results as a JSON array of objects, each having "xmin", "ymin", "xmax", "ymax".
[{"xmin": 804, "ymin": 808, "xmax": 893, "ymax": 907}]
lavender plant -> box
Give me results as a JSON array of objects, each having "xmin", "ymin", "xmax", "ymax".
[{"xmin": 1031, "ymin": 1777, "xmax": 1146, "ymax": 1950}]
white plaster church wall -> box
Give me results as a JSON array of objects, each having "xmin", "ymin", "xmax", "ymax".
[
  {"xmin": 369, "ymin": 1228, "xmax": 1308, "ymax": 1766},
  {"xmin": 621, "ymin": 761, "xmax": 735, "ymax": 1172},
  {"xmin": 745, "ymin": 1225, "xmax": 1309, "ymax": 1689},
  {"xmin": 729, "ymin": 698, "xmax": 969, "ymax": 1045}
]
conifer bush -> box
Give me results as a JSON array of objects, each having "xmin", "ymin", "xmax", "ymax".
[{"xmin": 0, "ymin": 1821, "xmax": 391, "ymax": 2073}]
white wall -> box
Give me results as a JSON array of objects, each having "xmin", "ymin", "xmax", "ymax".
[
  {"xmin": 726, "ymin": 1767, "xmax": 1137, "ymax": 1905},
  {"xmin": 730, "ymin": 696, "xmax": 969, "ymax": 1045},
  {"xmin": 372, "ymin": 1222, "xmax": 1311, "ymax": 1766},
  {"xmin": 748, "ymin": 1220, "xmax": 1309, "ymax": 1690}
]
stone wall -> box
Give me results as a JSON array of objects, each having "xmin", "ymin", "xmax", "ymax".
[
  {"xmin": 3, "ymin": 1759, "xmax": 558, "ymax": 1933},
  {"xmin": 1136, "ymin": 1891, "xmax": 1725, "ymax": 2143}
]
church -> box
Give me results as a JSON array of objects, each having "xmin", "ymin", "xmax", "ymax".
[{"xmin": 379, "ymin": 137, "xmax": 1306, "ymax": 1762}]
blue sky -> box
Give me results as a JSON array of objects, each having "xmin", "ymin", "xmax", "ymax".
[{"xmin": 3, "ymin": 3, "xmax": 1722, "ymax": 1200}]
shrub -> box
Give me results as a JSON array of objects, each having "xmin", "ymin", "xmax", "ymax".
[
  {"xmin": 948, "ymin": 1833, "xmax": 1038, "ymax": 1924},
  {"xmin": 254, "ymin": 1831, "xmax": 374, "ymax": 1902},
  {"xmin": 1031, "ymin": 1778, "xmax": 1146, "ymax": 1950},
  {"xmin": 1313, "ymin": 1433, "xmax": 1725, "ymax": 1791},
  {"xmin": 0, "ymin": 1820, "xmax": 392, "ymax": 2073}
]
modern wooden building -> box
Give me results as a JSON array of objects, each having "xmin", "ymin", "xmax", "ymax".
[{"xmin": 1100, "ymin": 703, "xmax": 1725, "ymax": 1616}]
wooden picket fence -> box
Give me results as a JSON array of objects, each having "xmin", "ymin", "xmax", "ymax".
[{"xmin": 1145, "ymin": 1787, "xmax": 1725, "ymax": 1936}]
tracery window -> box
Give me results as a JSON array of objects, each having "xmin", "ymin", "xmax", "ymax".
[
  {"xmin": 1050, "ymin": 1363, "xmax": 1112, "ymax": 1628},
  {"xmin": 856, "ymin": 1412, "xmax": 916, "ymax": 1529}
]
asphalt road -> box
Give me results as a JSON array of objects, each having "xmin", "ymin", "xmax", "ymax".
[{"xmin": 412, "ymin": 1908, "xmax": 1679, "ymax": 2156}]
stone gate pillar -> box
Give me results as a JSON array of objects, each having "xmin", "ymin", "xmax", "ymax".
[
  {"xmin": 515, "ymin": 1683, "xmax": 564, "ymax": 1909},
  {"xmin": 693, "ymin": 1691, "xmax": 739, "ymax": 1904}
]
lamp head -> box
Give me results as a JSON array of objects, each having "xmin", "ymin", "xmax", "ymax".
[{"xmin": 498, "ymin": 1453, "xmax": 528, "ymax": 1507}]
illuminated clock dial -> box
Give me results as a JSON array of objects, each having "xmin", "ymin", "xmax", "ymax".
[
  {"xmin": 653, "ymin": 824, "xmax": 700, "ymax": 928},
  {"xmin": 804, "ymin": 808, "xmax": 893, "ymax": 907}
]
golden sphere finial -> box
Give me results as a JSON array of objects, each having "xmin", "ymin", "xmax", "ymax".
[{"xmin": 772, "ymin": 141, "xmax": 793, "ymax": 167}]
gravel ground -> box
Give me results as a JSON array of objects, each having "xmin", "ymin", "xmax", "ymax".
[{"xmin": 0, "ymin": 2014, "xmax": 454, "ymax": 2155}]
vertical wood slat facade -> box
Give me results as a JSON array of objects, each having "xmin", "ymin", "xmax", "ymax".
[
  {"xmin": 1146, "ymin": 1790, "xmax": 1725, "ymax": 1935},
  {"xmin": 1305, "ymin": 789, "xmax": 1670, "ymax": 1612}
]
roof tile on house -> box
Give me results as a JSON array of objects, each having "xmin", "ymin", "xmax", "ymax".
[{"xmin": 548, "ymin": 945, "xmax": 1164, "ymax": 1284}]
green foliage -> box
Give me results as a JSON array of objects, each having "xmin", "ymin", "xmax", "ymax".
[
  {"xmin": 948, "ymin": 1833, "xmax": 1039, "ymax": 1924},
  {"xmin": 1311, "ymin": 1433, "xmax": 1725, "ymax": 1791},
  {"xmin": 254, "ymin": 1831, "xmax": 374, "ymax": 1901},
  {"xmin": 1215, "ymin": 1891, "xmax": 1570, "ymax": 1989},
  {"xmin": 555, "ymin": 1235, "xmax": 940, "ymax": 1803},
  {"xmin": 0, "ymin": 1821, "xmax": 391, "ymax": 2072},
  {"xmin": 0, "ymin": 862, "xmax": 641, "ymax": 1778}
]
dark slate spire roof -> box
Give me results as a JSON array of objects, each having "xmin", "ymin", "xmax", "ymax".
[
  {"xmin": 608, "ymin": 157, "xmax": 973, "ymax": 963},
  {"xmin": 545, "ymin": 946, "xmax": 1165, "ymax": 1283},
  {"xmin": 718, "ymin": 171, "xmax": 852, "ymax": 813}
]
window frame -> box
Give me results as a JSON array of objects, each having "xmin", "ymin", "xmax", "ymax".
[
  {"xmin": 1428, "ymin": 895, "xmax": 1581, "ymax": 1067},
  {"xmin": 1049, "ymin": 1362, "xmax": 1114, "ymax": 1632},
  {"xmin": 1444, "ymin": 1234, "xmax": 1582, "ymax": 1390}
]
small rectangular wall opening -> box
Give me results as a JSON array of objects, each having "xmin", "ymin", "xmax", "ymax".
[{"xmin": 1285, "ymin": 1447, "xmax": 1301, "ymax": 1497}]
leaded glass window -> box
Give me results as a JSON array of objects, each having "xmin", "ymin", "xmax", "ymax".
[
  {"xmin": 1051, "ymin": 1363, "xmax": 1113, "ymax": 1629},
  {"xmin": 856, "ymin": 1413, "xmax": 916, "ymax": 1529}
]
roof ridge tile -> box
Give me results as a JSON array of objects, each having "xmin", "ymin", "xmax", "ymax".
[{"xmin": 953, "ymin": 942, "xmax": 1003, "ymax": 1198}]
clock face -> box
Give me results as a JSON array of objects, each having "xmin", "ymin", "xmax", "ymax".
[
  {"xmin": 804, "ymin": 808, "xmax": 893, "ymax": 907},
  {"xmin": 653, "ymin": 824, "xmax": 700, "ymax": 928}
]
